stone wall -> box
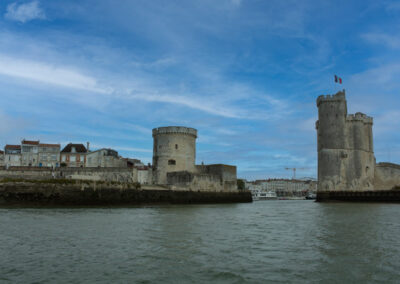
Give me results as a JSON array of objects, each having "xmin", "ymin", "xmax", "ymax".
[
  {"xmin": 374, "ymin": 163, "xmax": 400, "ymax": 190},
  {"xmin": 0, "ymin": 182, "xmax": 252, "ymax": 206},
  {"xmin": 167, "ymin": 164, "xmax": 238, "ymax": 192},
  {"xmin": 0, "ymin": 167, "xmax": 135, "ymax": 183}
]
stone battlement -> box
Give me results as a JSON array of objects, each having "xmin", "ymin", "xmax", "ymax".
[
  {"xmin": 346, "ymin": 112, "xmax": 373, "ymax": 124},
  {"xmin": 152, "ymin": 126, "xmax": 197, "ymax": 138},
  {"xmin": 316, "ymin": 90, "xmax": 346, "ymax": 106}
]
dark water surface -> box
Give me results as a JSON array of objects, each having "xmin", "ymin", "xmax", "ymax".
[{"xmin": 1, "ymin": 201, "xmax": 400, "ymax": 283}]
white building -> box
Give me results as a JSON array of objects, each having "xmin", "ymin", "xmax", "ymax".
[
  {"xmin": 21, "ymin": 140, "xmax": 40, "ymax": 166},
  {"xmin": 38, "ymin": 144, "xmax": 61, "ymax": 168},
  {"xmin": 247, "ymin": 179, "xmax": 317, "ymax": 197},
  {"xmin": 0, "ymin": 150, "xmax": 4, "ymax": 167},
  {"xmin": 4, "ymin": 145, "xmax": 21, "ymax": 167}
]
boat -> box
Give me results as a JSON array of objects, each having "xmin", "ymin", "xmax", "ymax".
[
  {"xmin": 305, "ymin": 192, "xmax": 317, "ymax": 200},
  {"xmin": 253, "ymin": 190, "xmax": 277, "ymax": 200}
]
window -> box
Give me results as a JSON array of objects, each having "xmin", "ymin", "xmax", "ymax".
[
  {"xmin": 168, "ymin": 159, "xmax": 176, "ymax": 165},
  {"xmin": 51, "ymin": 155, "xmax": 57, "ymax": 161},
  {"xmin": 175, "ymin": 144, "xmax": 178, "ymax": 149},
  {"xmin": 71, "ymin": 147, "xmax": 76, "ymax": 153},
  {"xmin": 70, "ymin": 156, "xmax": 76, "ymax": 162},
  {"xmin": 62, "ymin": 155, "xmax": 66, "ymax": 162}
]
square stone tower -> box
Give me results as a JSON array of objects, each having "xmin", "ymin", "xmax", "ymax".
[{"xmin": 316, "ymin": 90, "xmax": 375, "ymax": 191}]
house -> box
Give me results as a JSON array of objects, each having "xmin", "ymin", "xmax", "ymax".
[
  {"xmin": 0, "ymin": 150, "xmax": 4, "ymax": 167},
  {"xmin": 60, "ymin": 143, "xmax": 87, "ymax": 167},
  {"xmin": 4, "ymin": 145, "xmax": 21, "ymax": 167},
  {"xmin": 21, "ymin": 140, "xmax": 40, "ymax": 166},
  {"xmin": 86, "ymin": 148, "xmax": 125, "ymax": 167},
  {"xmin": 38, "ymin": 143, "xmax": 61, "ymax": 168}
]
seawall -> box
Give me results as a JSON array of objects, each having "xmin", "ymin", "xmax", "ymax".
[
  {"xmin": 317, "ymin": 190, "xmax": 400, "ymax": 202},
  {"xmin": 0, "ymin": 182, "xmax": 252, "ymax": 206}
]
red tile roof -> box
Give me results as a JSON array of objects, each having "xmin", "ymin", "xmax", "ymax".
[
  {"xmin": 5, "ymin": 145, "xmax": 21, "ymax": 150},
  {"xmin": 0, "ymin": 150, "xmax": 4, "ymax": 154},
  {"xmin": 22, "ymin": 140, "xmax": 39, "ymax": 145}
]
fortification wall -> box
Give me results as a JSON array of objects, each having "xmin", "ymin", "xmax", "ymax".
[
  {"xmin": 167, "ymin": 169, "xmax": 237, "ymax": 192},
  {"xmin": 0, "ymin": 167, "xmax": 135, "ymax": 183},
  {"xmin": 152, "ymin": 126, "xmax": 197, "ymax": 184},
  {"xmin": 374, "ymin": 163, "xmax": 400, "ymax": 190},
  {"xmin": 0, "ymin": 182, "xmax": 252, "ymax": 206}
]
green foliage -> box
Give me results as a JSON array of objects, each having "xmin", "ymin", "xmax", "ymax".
[{"xmin": 237, "ymin": 179, "xmax": 245, "ymax": 190}]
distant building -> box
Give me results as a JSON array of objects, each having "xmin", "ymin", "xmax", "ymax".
[
  {"xmin": 60, "ymin": 143, "xmax": 87, "ymax": 167},
  {"xmin": 86, "ymin": 148, "xmax": 125, "ymax": 167},
  {"xmin": 0, "ymin": 150, "xmax": 4, "ymax": 167},
  {"xmin": 21, "ymin": 140, "xmax": 40, "ymax": 166},
  {"xmin": 4, "ymin": 145, "xmax": 21, "ymax": 167},
  {"xmin": 246, "ymin": 178, "xmax": 317, "ymax": 197},
  {"xmin": 38, "ymin": 144, "xmax": 61, "ymax": 168}
]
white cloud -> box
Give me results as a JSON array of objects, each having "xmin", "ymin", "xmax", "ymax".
[
  {"xmin": 0, "ymin": 55, "xmax": 110, "ymax": 94},
  {"xmin": 4, "ymin": 1, "xmax": 45, "ymax": 23},
  {"xmin": 126, "ymin": 92, "xmax": 245, "ymax": 119},
  {"xmin": 362, "ymin": 33, "xmax": 400, "ymax": 49}
]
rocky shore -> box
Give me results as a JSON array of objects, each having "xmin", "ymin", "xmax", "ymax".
[{"xmin": 0, "ymin": 180, "xmax": 252, "ymax": 206}]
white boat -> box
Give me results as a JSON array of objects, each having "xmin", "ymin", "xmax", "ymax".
[{"xmin": 252, "ymin": 190, "xmax": 277, "ymax": 200}]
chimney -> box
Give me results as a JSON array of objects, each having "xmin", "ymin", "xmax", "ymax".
[{"xmin": 87, "ymin": 142, "xmax": 90, "ymax": 152}]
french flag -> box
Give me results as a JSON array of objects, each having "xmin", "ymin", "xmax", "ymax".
[{"xmin": 334, "ymin": 75, "xmax": 342, "ymax": 84}]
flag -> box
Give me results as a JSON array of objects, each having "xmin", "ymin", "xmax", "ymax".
[{"xmin": 334, "ymin": 75, "xmax": 342, "ymax": 84}]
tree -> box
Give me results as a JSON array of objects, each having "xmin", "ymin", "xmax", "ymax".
[{"xmin": 237, "ymin": 179, "xmax": 245, "ymax": 190}]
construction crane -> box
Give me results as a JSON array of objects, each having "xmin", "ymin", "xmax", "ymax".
[{"xmin": 285, "ymin": 167, "xmax": 307, "ymax": 179}]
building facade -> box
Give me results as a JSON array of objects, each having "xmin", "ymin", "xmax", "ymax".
[
  {"xmin": 61, "ymin": 143, "xmax": 87, "ymax": 167},
  {"xmin": 0, "ymin": 150, "xmax": 4, "ymax": 167},
  {"xmin": 246, "ymin": 178, "xmax": 317, "ymax": 197},
  {"xmin": 86, "ymin": 148, "xmax": 125, "ymax": 167},
  {"xmin": 4, "ymin": 145, "xmax": 21, "ymax": 167},
  {"xmin": 38, "ymin": 144, "xmax": 61, "ymax": 168},
  {"xmin": 21, "ymin": 140, "xmax": 40, "ymax": 166}
]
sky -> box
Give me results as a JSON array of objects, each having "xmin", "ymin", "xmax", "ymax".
[{"xmin": 0, "ymin": 0, "xmax": 399, "ymax": 180}]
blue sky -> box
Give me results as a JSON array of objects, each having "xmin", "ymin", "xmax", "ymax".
[{"xmin": 1, "ymin": 0, "xmax": 399, "ymax": 180}]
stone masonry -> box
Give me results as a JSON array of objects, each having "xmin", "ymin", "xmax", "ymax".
[{"xmin": 316, "ymin": 90, "xmax": 400, "ymax": 194}]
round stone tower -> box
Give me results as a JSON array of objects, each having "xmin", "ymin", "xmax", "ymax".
[{"xmin": 152, "ymin": 126, "xmax": 197, "ymax": 185}]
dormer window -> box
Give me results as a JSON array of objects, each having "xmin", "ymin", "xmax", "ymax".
[{"xmin": 71, "ymin": 147, "xmax": 76, "ymax": 153}]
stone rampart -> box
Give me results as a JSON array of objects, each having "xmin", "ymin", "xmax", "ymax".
[
  {"xmin": 0, "ymin": 182, "xmax": 252, "ymax": 206},
  {"xmin": 374, "ymin": 163, "xmax": 400, "ymax": 190},
  {"xmin": 152, "ymin": 126, "xmax": 197, "ymax": 138},
  {"xmin": 167, "ymin": 168, "xmax": 237, "ymax": 192},
  {"xmin": 316, "ymin": 91, "xmax": 346, "ymax": 106},
  {"xmin": 0, "ymin": 167, "xmax": 135, "ymax": 183}
]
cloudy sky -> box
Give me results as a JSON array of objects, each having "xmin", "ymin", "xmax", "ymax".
[{"xmin": 1, "ymin": 0, "xmax": 399, "ymax": 180}]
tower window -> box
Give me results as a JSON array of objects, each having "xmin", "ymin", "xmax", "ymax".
[
  {"xmin": 175, "ymin": 144, "xmax": 178, "ymax": 149},
  {"xmin": 168, "ymin": 159, "xmax": 176, "ymax": 165}
]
